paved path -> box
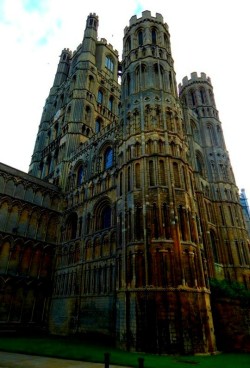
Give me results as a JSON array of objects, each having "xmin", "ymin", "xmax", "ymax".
[{"xmin": 0, "ymin": 352, "xmax": 131, "ymax": 368}]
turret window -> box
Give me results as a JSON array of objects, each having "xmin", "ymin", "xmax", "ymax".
[
  {"xmin": 126, "ymin": 36, "xmax": 131, "ymax": 52},
  {"xmin": 200, "ymin": 88, "xmax": 206, "ymax": 104},
  {"xmin": 105, "ymin": 56, "xmax": 114, "ymax": 72},
  {"xmin": 151, "ymin": 28, "xmax": 157, "ymax": 45},
  {"xmin": 97, "ymin": 90, "xmax": 103, "ymax": 104},
  {"xmin": 138, "ymin": 29, "xmax": 143, "ymax": 46},
  {"xmin": 190, "ymin": 90, "xmax": 196, "ymax": 106}
]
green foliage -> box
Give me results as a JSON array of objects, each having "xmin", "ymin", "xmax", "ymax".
[{"xmin": 210, "ymin": 278, "xmax": 250, "ymax": 303}]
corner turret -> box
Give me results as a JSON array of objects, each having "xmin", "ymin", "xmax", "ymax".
[{"xmin": 52, "ymin": 48, "xmax": 72, "ymax": 88}]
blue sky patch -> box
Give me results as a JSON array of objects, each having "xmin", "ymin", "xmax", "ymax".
[
  {"xmin": 23, "ymin": 0, "xmax": 47, "ymax": 14},
  {"xmin": 134, "ymin": 1, "xmax": 143, "ymax": 15}
]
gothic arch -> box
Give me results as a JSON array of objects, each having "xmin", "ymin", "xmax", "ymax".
[
  {"xmin": 93, "ymin": 197, "xmax": 113, "ymax": 231},
  {"xmin": 195, "ymin": 151, "xmax": 205, "ymax": 177},
  {"xmin": 64, "ymin": 212, "xmax": 78, "ymax": 241},
  {"xmin": 74, "ymin": 160, "xmax": 84, "ymax": 187}
]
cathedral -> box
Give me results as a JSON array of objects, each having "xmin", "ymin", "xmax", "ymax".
[{"xmin": 0, "ymin": 11, "xmax": 250, "ymax": 354}]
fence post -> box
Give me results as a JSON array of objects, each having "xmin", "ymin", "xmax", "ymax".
[
  {"xmin": 104, "ymin": 352, "xmax": 110, "ymax": 368},
  {"xmin": 138, "ymin": 357, "xmax": 144, "ymax": 368}
]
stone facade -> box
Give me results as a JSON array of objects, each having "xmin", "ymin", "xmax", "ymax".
[{"xmin": 0, "ymin": 11, "xmax": 250, "ymax": 353}]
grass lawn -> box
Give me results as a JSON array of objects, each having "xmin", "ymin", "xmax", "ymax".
[{"xmin": 0, "ymin": 335, "xmax": 249, "ymax": 368}]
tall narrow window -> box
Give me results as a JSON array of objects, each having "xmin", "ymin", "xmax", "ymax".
[
  {"xmin": 127, "ymin": 166, "xmax": 131, "ymax": 191},
  {"xmin": 105, "ymin": 56, "xmax": 114, "ymax": 72},
  {"xmin": 95, "ymin": 118, "xmax": 101, "ymax": 133},
  {"xmin": 126, "ymin": 36, "xmax": 131, "ymax": 52},
  {"xmin": 173, "ymin": 162, "xmax": 180, "ymax": 187},
  {"xmin": 190, "ymin": 90, "xmax": 196, "ymax": 106},
  {"xmin": 235, "ymin": 241, "xmax": 242, "ymax": 265},
  {"xmin": 196, "ymin": 153, "xmax": 204, "ymax": 176},
  {"xmin": 169, "ymin": 71, "xmax": 173, "ymax": 91},
  {"xmin": 135, "ymin": 205, "xmax": 142, "ymax": 240},
  {"xmin": 228, "ymin": 206, "xmax": 234, "ymax": 226},
  {"xmin": 159, "ymin": 160, "xmax": 166, "ymax": 185},
  {"xmin": 210, "ymin": 231, "xmax": 219, "ymax": 263},
  {"xmin": 77, "ymin": 165, "xmax": 84, "ymax": 186},
  {"xmin": 104, "ymin": 147, "xmax": 113, "ymax": 169},
  {"xmin": 153, "ymin": 203, "xmax": 159, "ymax": 238},
  {"xmin": 97, "ymin": 90, "xmax": 103, "ymax": 104},
  {"xmin": 108, "ymin": 96, "xmax": 114, "ymax": 112},
  {"xmin": 200, "ymin": 88, "xmax": 206, "ymax": 104},
  {"xmin": 149, "ymin": 160, "xmax": 155, "ymax": 186},
  {"xmin": 138, "ymin": 30, "xmax": 143, "ymax": 46},
  {"xmin": 102, "ymin": 206, "xmax": 112, "ymax": 229},
  {"xmin": 163, "ymin": 203, "xmax": 171, "ymax": 239},
  {"xmin": 135, "ymin": 163, "xmax": 141, "ymax": 188},
  {"xmin": 127, "ymin": 73, "xmax": 131, "ymax": 96},
  {"xmin": 151, "ymin": 28, "xmax": 157, "ymax": 44},
  {"xmin": 119, "ymin": 172, "xmax": 123, "ymax": 195},
  {"xmin": 119, "ymin": 213, "xmax": 122, "ymax": 244}
]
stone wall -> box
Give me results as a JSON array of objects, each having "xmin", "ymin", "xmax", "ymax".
[{"xmin": 212, "ymin": 298, "xmax": 250, "ymax": 352}]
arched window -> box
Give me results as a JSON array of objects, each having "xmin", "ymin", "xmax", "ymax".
[
  {"xmin": 77, "ymin": 165, "xmax": 84, "ymax": 186},
  {"xmin": 108, "ymin": 96, "xmax": 114, "ymax": 112},
  {"xmin": 85, "ymin": 105, "xmax": 91, "ymax": 123},
  {"xmin": 138, "ymin": 29, "xmax": 143, "ymax": 46},
  {"xmin": 207, "ymin": 124, "xmax": 217, "ymax": 146},
  {"xmin": 200, "ymin": 88, "xmax": 206, "ymax": 104},
  {"xmin": 88, "ymin": 75, "xmax": 94, "ymax": 91},
  {"xmin": 151, "ymin": 28, "xmax": 157, "ymax": 44},
  {"xmin": 104, "ymin": 147, "xmax": 113, "ymax": 169},
  {"xmin": 102, "ymin": 206, "xmax": 112, "ymax": 229},
  {"xmin": 95, "ymin": 118, "xmax": 101, "ymax": 133},
  {"xmin": 135, "ymin": 163, "xmax": 141, "ymax": 188},
  {"xmin": 65, "ymin": 213, "xmax": 78, "ymax": 241},
  {"xmin": 149, "ymin": 160, "xmax": 155, "ymax": 186},
  {"xmin": 196, "ymin": 152, "xmax": 205, "ymax": 176},
  {"xmin": 190, "ymin": 90, "xmax": 196, "ymax": 106},
  {"xmin": 173, "ymin": 162, "xmax": 180, "ymax": 187},
  {"xmin": 127, "ymin": 73, "xmax": 131, "ymax": 96},
  {"xmin": 159, "ymin": 160, "xmax": 166, "ymax": 185},
  {"xmin": 97, "ymin": 90, "xmax": 103, "ymax": 104},
  {"xmin": 105, "ymin": 56, "xmax": 114, "ymax": 72},
  {"xmin": 191, "ymin": 120, "xmax": 200, "ymax": 142},
  {"xmin": 125, "ymin": 36, "xmax": 131, "ymax": 52}
]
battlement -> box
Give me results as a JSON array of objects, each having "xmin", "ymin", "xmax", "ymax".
[
  {"xmin": 61, "ymin": 48, "xmax": 72, "ymax": 57},
  {"xmin": 178, "ymin": 72, "xmax": 212, "ymax": 92},
  {"xmin": 99, "ymin": 38, "xmax": 118, "ymax": 55},
  {"xmin": 124, "ymin": 10, "xmax": 168, "ymax": 34}
]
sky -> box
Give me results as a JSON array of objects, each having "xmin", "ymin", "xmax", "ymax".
[{"xmin": 0, "ymin": 0, "xmax": 249, "ymax": 199}]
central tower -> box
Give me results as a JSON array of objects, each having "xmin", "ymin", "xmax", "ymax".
[{"xmin": 116, "ymin": 11, "xmax": 216, "ymax": 353}]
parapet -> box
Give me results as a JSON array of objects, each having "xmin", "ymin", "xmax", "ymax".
[
  {"xmin": 178, "ymin": 72, "xmax": 212, "ymax": 93},
  {"xmin": 124, "ymin": 10, "xmax": 168, "ymax": 34},
  {"xmin": 60, "ymin": 48, "xmax": 72, "ymax": 58},
  {"xmin": 99, "ymin": 38, "xmax": 118, "ymax": 55}
]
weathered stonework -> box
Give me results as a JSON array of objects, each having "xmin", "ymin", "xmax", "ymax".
[{"xmin": 0, "ymin": 10, "xmax": 250, "ymax": 353}]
